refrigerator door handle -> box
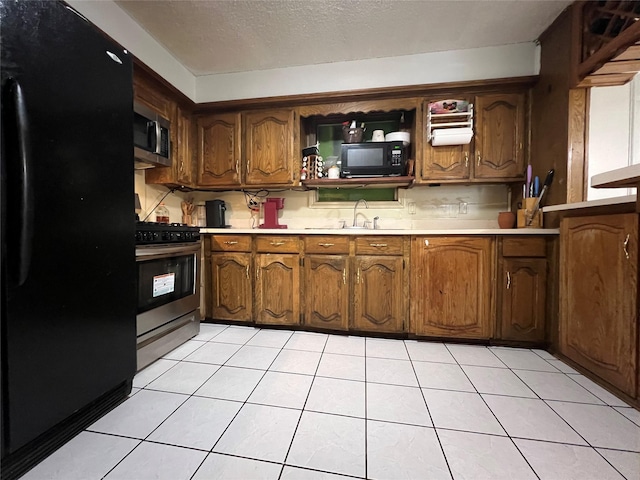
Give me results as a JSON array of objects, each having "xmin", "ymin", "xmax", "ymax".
[{"xmin": 5, "ymin": 78, "xmax": 34, "ymax": 286}]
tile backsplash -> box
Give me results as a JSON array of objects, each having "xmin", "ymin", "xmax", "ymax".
[{"xmin": 136, "ymin": 171, "xmax": 510, "ymax": 229}]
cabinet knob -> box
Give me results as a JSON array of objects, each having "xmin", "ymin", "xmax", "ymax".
[
  {"xmin": 343, "ymin": 268, "xmax": 347, "ymax": 285},
  {"xmin": 246, "ymin": 264, "xmax": 250, "ymax": 279},
  {"xmin": 223, "ymin": 241, "xmax": 238, "ymax": 245},
  {"xmin": 424, "ymin": 239, "xmax": 429, "ymax": 247},
  {"xmin": 506, "ymin": 271, "xmax": 511, "ymax": 289},
  {"xmin": 270, "ymin": 241, "xmax": 285, "ymax": 246},
  {"xmin": 369, "ymin": 243, "xmax": 388, "ymax": 248},
  {"xmin": 318, "ymin": 242, "xmax": 335, "ymax": 247},
  {"xmin": 464, "ymin": 152, "xmax": 469, "ymax": 168},
  {"xmin": 477, "ymin": 152, "xmax": 482, "ymax": 166},
  {"xmin": 357, "ymin": 268, "xmax": 361, "ymax": 284}
]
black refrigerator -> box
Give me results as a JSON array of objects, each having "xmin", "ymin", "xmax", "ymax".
[{"xmin": 0, "ymin": 1, "xmax": 136, "ymax": 478}]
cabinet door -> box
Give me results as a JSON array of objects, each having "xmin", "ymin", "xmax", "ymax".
[
  {"xmin": 474, "ymin": 93, "xmax": 525, "ymax": 180},
  {"xmin": 421, "ymin": 142, "xmax": 471, "ymax": 181},
  {"xmin": 146, "ymin": 104, "xmax": 195, "ymax": 188},
  {"xmin": 560, "ymin": 214, "xmax": 638, "ymax": 396},
  {"xmin": 210, "ymin": 253, "xmax": 252, "ymax": 322},
  {"xmin": 304, "ymin": 255, "xmax": 349, "ymax": 331},
  {"xmin": 255, "ymin": 254, "xmax": 300, "ymax": 326},
  {"xmin": 133, "ymin": 73, "xmax": 173, "ymax": 119},
  {"xmin": 174, "ymin": 106, "xmax": 195, "ymax": 186},
  {"xmin": 353, "ymin": 256, "xmax": 404, "ymax": 333},
  {"xmin": 500, "ymin": 258, "xmax": 546, "ymax": 342},
  {"xmin": 411, "ymin": 237, "xmax": 493, "ymax": 338},
  {"xmin": 197, "ymin": 113, "xmax": 242, "ymax": 187},
  {"xmin": 244, "ymin": 109, "xmax": 295, "ymax": 186},
  {"xmin": 421, "ymin": 100, "xmax": 471, "ymax": 182}
]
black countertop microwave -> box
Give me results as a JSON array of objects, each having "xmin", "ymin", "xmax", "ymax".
[
  {"xmin": 133, "ymin": 102, "xmax": 171, "ymax": 169},
  {"xmin": 340, "ymin": 141, "xmax": 407, "ymax": 178}
]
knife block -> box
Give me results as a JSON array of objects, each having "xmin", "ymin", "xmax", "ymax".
[{"xmin": 517, "ymin": 198, "xmax": 543, "ymax": 228}]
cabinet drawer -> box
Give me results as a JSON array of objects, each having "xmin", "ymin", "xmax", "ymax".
[
  {"xmin": 355, "ymin": 236, "xmax": 404, "ymax": 255},
  {"xmin": 501, "ymin": 237, "xmax": 546, "ymax": 257},
  {"xmin": 211, "ymin": 235, "xmax": 252, "ymax": 252},
  {"xmin": 255, "ymin": 235, "xmax": 300, "ymax": 253},
  {"xmin": 304, "ymin": 236, "xmax": 350, "ymax": 254}
]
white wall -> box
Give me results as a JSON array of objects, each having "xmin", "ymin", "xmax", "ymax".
[
  {"xmin": 67, "ymin": 1, "xmax": 538, "ymax": 103},
  {"xmin": 587, "ymin": 79, "xmax": 637, "ymax": 200},
  {"xmin": 66, "ymin": 0, "xmax": 196, "ymax": 100},
  {"xmin": 195, "ymin": 43, "xmax": 539, "ymax": 103},
  {"xmin": 135, "ymin": 170, "xmax": 509, "ymax": 229}
]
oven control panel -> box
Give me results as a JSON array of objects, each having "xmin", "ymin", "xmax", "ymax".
[{"xmin": 135, "ymin": 222, "xmax": 200, "ymax": 245}]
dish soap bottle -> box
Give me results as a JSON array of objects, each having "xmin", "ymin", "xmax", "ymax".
[{"xmin": 155, "ymin": 202, "xmax": 170, "ymax": 224}]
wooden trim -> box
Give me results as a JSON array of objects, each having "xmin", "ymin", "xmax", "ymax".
[
  {"xmin": 577, "ymin": 72, "xmax": 637, "ymax": 87},
  {"xmin": 566, "ymin": 88, "xmax": 588, "ymax": 203},
  {"xmin": 133, "ymin": 58, "xmax": 195, "ymax": 110},
  {"xmin": 578, "ymin": 20, "xmax": 640, "ymax": 80},
  {"xmin": 192, "ymin": 76, "xmax": 538, "ymax": 113}
]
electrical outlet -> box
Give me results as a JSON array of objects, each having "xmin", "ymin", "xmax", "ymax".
[{"xmin": 408, "ymin": 202, "xmax": 416, "ymax": 215}]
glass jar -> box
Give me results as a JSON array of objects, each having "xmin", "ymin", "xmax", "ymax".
[{"xmin": 155, "ymin": 202, "xmax": 170, "ymax": 224}]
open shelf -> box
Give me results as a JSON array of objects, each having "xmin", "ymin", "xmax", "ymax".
[{"xmin": 301, "ymin": 176, "xmax": 415, "ymax": 189}]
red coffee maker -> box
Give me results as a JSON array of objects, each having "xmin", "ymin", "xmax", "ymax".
[{"xmin": 259, "ymin": 198, "xmax": 287, "ymax": 229}]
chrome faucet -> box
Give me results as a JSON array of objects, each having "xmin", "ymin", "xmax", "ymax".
[{"xmin": 353, "ymin": 198, "xmax": 368, "ymax": 227}]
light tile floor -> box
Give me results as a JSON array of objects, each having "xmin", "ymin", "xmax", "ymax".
[{"xmin": 22, "ymin": 324, "xmax": 640, "ymax": 480}]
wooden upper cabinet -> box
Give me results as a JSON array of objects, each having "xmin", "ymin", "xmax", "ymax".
[
  {"xmin": 173, "ymin": 106, "xmax": 195, "ymax": 186},
  {"xmin": 135, "ymin": 72, "xmax": 195, "ymax": 189},
  {"xmin": 133, "ymin": 73, "xmax": 173, "ymax": 120},
  {"xmin": 420, "ymin": 99, "xmax": 471, "ymax": 182},
  {"xmin": 244, "ymin": 109, "xmax": 296, "ymax": 186},
  {"xmin": 197, "ymin": 113, "xmax": 242, "ymax": 187},
  {"xmin": 560, "ymin": 213, "xmax": 638, "ymax": 397},
  {"xmin": 411, "ymin": 236, "xmax": 493, "ymax": 339},
  {"xmin": 255, "ymin": 253, "xmax": 300, "ymax": 326},
  {"xmin": 474, "ymin": 93, "xmax": 525, "ymax": 180}
]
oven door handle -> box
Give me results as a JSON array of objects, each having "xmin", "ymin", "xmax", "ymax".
[{"xmin": 136, "ymin": 243, "xmax": 200, "ymax": 258}]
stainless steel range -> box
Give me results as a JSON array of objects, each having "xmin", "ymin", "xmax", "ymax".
[{"xmin": 135, "ymin": 222, "xmax": 201, "ymax": 370}]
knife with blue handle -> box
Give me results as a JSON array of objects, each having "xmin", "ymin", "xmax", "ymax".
[{"xmin": 533, "ymin": 176, "xmax": 540, "ymax": 197}]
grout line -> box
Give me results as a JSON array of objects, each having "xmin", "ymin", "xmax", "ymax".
[
  {"xmin": 407, "ymin": 340, "xmax": 455, "ymax": 480},
  {"xmin": 278, "ymin": 333, "xmax": 329, "ymax": 480},
  {"xmin": 57, "ymin": 327, "xmax": 640, "ymax": 480},
  {"xmin": 444, "ymin": 343, "xmax": 541, "ymax": 480}
]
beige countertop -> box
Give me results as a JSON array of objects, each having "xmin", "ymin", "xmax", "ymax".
[
  {"xmin": 543, "ymin": 194, "xmax": 636, "ymax": 213},
  {"xmin": 591, "ymin": 164, "xmax": 640, "ymax": 189},
  {"xmin": 200, "ymin": 228, "xmax": 559, "ymax": 235}
]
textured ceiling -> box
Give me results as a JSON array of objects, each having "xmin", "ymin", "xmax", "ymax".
[{"xmin": 114, "ymin": 0, "xmax": 572, "ymax": 76}]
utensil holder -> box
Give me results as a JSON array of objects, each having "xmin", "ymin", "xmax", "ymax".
[{"xmin": 517, "ymin": 198, "xmax": 543, "ymax": 228}]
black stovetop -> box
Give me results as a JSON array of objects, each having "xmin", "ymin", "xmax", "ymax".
[{"xmin": 135, "ymin": 222, "xmax": 200, "ymax": 245}]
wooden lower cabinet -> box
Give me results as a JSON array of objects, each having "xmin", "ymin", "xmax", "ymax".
[
  {"xmin": 352, "ymin": 256, "xmax": 404, "ymax": 333},
  {"xmin": 499, "ymin": 258, "xmax": 546, "ymax": 342},
  {"xmin": 560, "ymin": 213, "xmax": 638, "ymax": 397},
  {"xmin": 303, "ymin": 255, "xmax": 349, "ymax": 331},
  {"xmin": 210, "ymin": 253, "xmax": 252, "ymax": 322},
  {"xmin": 411, "ymin": 236, "xmax": 493, "ymax": 338},
  {"xmin": 255, "ymin": 254, "xmax": 300, "ymax": 325},
  {"xmin": 498, "ymin": 237, "xmax": 547, "ymax": 342}
]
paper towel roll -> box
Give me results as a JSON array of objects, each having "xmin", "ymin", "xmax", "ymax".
[{"xmin": 431, "ymin": 127, "xmax": 473, "ymax": 146}]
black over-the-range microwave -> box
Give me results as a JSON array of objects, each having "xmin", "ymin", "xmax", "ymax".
[
  {"xmin": 133, "ymin": 102, "xmax": 171, "ymax": 169},
  {"xmin": 340, "ymin": 141, "xmax": 407, "ymax": 178}
]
